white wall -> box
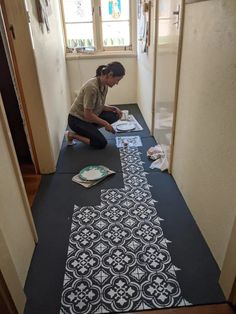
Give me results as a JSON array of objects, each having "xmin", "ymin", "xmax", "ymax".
[
  {"xmin": 172, "ymin": 0, "xmax": 236, "ymax": 268},
  {"xmin": 66, "ymin": 56, "xmax": 137, "ymax": 105},
  {"xmin": 26, "ymin": 0, "xmax": 71, "ymax": 165},
  {"xmin": 137, "ymin": 0, "xmax": 157, "ymax": 130}
]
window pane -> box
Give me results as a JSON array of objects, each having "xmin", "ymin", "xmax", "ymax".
[
  {"xmin": 65, "ymin": 23, "xmax": 94, "ymax": 48},
  {"xmin": 102, "ymin": 21, "xmax": 130, "ymax": 46},
  {"xmin": 62, "ymin": 0, "xmax": 93, "ymax": 23},
  {"xmin": 101, "ymin": 0, "xmax": 129, "ymax": 21}
]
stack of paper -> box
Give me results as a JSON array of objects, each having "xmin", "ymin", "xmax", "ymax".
[{"xmin": 72, "ymin": 166, "xmax": 115, "ymax": 188}]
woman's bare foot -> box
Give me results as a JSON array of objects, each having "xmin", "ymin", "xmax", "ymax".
[
  {"xmin": 65, "ymin": 130, "xmax": 90, "ymax": 146},
  {"xmin": 65, "ymin": 130, "xmax": 76, "ymax": 145}
]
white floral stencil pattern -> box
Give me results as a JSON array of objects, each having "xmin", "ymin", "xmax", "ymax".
[
  {"xmin": 115, "ymin": 136, "xmax": 143, "ymax": 148},
  {"xmin": 60, "ymin": 148, "xmax": 190, "ymax": 314}
]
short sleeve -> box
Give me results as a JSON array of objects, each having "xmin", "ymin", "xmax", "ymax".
[{"xmin": 83, "ymin": 86, "xmax": 97, "ymax": 110}]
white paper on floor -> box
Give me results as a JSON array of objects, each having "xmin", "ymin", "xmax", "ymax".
[
  {"xmin": 150, "ymin": 156, "xmax": 168, "ymax": 171},
  {"xmin": 112, "ymin": 114, "xmax": 143, "ymax": 132},
  {"xmin": 115, "ymin": 136, "xmax": 143, "ymax": 148}
]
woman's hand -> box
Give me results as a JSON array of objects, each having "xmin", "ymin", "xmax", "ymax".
[
  {"xmin": 84, "ymin": 109, "xmax": 116, "ymax": 132},
  {"xmin": 104, "ymin": 105, "xmax": 122, "ymax": 119},
  {"xmin": 113, "ymin": 107, "xmax": 122, "ymax": 119},
  {"xmin": 105, "ymin": 123, "xmax": 116, "ymax": 134}
]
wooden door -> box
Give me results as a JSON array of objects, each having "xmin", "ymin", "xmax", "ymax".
[
  {"xmin": 0, "ymin": 0, "xmax": 39, "ymax": 174},
  {"xmin": 152, "ymin": 0, "xmax": 184, "ymax": 171},
  {"xmin": 0, "ymin": 272, "xmax": 18, "ymax": 314},
  {"xmin": 0, "ymin": 30, "xmax": 32, "ymax": 165}
]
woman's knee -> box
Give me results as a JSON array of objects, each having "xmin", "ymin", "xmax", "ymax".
[{"xmin": 68, "ymin": 114, "xmax": 80, "ymax": 133}]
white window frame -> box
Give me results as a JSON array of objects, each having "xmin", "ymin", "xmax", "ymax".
[{"xmin": 60, "ymin": 0, "xmax": 137, "ymax": 56}]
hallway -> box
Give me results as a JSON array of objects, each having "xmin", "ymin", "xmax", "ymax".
[{"xmin": 24, "ymin": 105, "xmax": 224, "ymax": 314}]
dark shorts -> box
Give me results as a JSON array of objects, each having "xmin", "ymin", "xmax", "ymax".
[{"xmin": 68, "ymin": 111, "xmax": 119, "ymax": 149}]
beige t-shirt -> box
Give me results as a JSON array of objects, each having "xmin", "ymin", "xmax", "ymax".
[{"xmin": 69, "ymin": 77, "xmax": 108, "ymax": 121}]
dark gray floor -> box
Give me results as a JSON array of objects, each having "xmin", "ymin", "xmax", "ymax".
[
  {"xmin": 148, "ymin": 172, "xmax": 224, "ymax": 305},
  {"xmin": 56, "ymin": 136, "xmax": 158, "ymax": 173},
  {"xmin": 24, "ymin": 104, "xmax": 225, "ymax": 314}
]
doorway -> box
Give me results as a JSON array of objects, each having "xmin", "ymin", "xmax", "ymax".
[
  {"xmin": 0, "ymin": 271, "xmax": 18, "ymax": 314},
  {"xmin": 152, "ymin": 0, "xmax": 184, "ymax": 171},
  {"xmin": 0, "ymin": 33, "xmax": 32, "ymax": 165},
  {"xmin": 0, "ymin": 7, "xmax": 41, "ymax": 206}
]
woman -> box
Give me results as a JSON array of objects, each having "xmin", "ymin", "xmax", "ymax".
[{"xmin": 65, "ymin": 61, "xmax": 125, "ymax": 149}]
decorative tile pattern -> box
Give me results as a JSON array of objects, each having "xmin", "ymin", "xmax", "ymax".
[
  {"xmin": 116, "ymin": 136, "xmax": 143, "ymax": 148},
  {"xmin": 61, "ymin": 148, "xmax": 190, "ymax": 313}
]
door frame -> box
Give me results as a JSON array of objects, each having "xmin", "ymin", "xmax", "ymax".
[
  {"xmin": 151, "ymin": 0, "xmax": 185, "ymax": 174},
  {"xmin": 219, "ymin": 217, "xmax": 236, "ymax": 302},
  {"xmin": 168, "ymin": 0, "xmax": 185, "ymax": 173},
  {"xmin": 0, "ymin": 92, "xmax": 38, "ymax": 311},
  {"xmin": 0, "ymin": 229, "xmax": 27, "ymax": 314},
  {"xmin": 0, "ymin": 0, "xmax": 40, "ymax": 174},
  {"xmin": 0, "ymin": 271, "xmax": 18, "ymax": 314},
  {"xmin": 0, "ymin": 93, "xmax": 38, "ymax": 243}
]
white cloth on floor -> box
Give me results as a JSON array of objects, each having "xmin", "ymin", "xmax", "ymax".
[
  {"xmin": 150, "ymin": 156, "xmax": 168, "ymax": 171},
  {"xmin": 147, "ymin": 144, "xmax": 168, "ymax": 171}
]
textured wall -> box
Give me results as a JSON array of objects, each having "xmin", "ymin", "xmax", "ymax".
[
  {"xmin": 27, "ymin": 0, "xmax": 71, "ymax": 167},
  {"xmin": 3, "ymin": 0, "xmax": 56, "ymax": 173},
  {"xmin": 137, "ymin": 0, "xmax": 156, "ymax": 130},
  {"xmin": 66, "ymin": 57, "xmax": 137, "ymax": 105},
  {"xmin": 172, "ymin": 0, "xmax": 236, "ymax": 268}
]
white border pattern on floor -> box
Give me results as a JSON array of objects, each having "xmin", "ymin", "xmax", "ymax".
[{"xmin": 61, "ymin": 148, "xmax": 190, "ymax": 314}]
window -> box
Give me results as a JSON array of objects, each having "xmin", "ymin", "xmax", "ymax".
[{"xmin": 61, "ymin": 0, "xmax": 133, "ymax": 53}]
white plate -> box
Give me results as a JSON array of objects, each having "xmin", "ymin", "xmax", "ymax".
[
  {"xmin": 79, "ymin": 165, "xmax": 108, "ymax": 181},
  {"xmin": 116, "ymin": 122, "xmax": 136, "ymax": 132}
]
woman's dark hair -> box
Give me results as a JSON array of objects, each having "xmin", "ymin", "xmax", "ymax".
[{"xmin": 96, "ymin": 62, "xmax": 125, "ymax": 77}]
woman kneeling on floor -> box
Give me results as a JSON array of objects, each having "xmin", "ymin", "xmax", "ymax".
[{"xmin": 65, "ymin": 61, "xmax": 125, "ymax": 149}]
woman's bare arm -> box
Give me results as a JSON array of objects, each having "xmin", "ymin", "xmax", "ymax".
[
  {"xmin": 103, "ymin": 105, "xmax": 122, "ymax": 119},
  {"xmin": 84, "ymin": 109, "xmax": 115, "ymax": 133}
]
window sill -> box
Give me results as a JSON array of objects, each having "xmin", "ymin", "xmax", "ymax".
[{"xmin": 65, "ymin": 50, "xmax": 137, "ymax": 60}]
